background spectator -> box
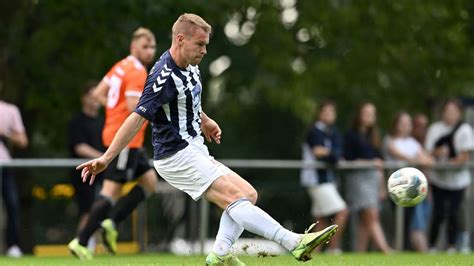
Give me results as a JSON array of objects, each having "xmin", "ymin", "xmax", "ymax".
[
  {"xmin": 0, "ymin": 100, "xmax": 28, "ymax": 257},
  {"xmin": 344, "ymin": 102, "xmax": 392, "ymax": 254},
  {"xmin": 300, "ymin": 101, "xmax": 348, "ymax": 253},
  {"xmin": 425, "ymin": 99, "xmax": 474, "ymax": 253},
  {"xmin": 412, "ymin": 113, "xmax": 429, "ymax": 145},
  {"xmin": 67, "ymin": 81, "xmax": 104, "ymax": 251},
  {"xmin": 384, "ymin": 111, "xmax": 433, "ymax": 252}
]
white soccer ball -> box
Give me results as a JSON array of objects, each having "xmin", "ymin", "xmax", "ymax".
[{"xmin": 387, "ymin": 167, "xmax": 428, "ymax": 207}]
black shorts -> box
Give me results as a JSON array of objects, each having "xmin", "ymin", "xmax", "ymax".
[
  {"xmin": 70, "ymin": 170, "xmax": 102, "ymax": 215},
  {"xmin": 103, "ymin": 147, "xmax": 152, "ymax": 184}
]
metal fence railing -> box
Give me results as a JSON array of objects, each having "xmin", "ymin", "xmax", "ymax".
[{"xmin": 1, "ymin": 159, "xmax": 473, "ymax": 253}]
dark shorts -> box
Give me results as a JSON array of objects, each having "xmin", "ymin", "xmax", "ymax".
[
  {"xmin": 70, "ymin": 170, "xmax": 102, "ymax": 215},
  {"xmin": 103, "ymin": 147, "xmax": 152, "ymax": 184}
]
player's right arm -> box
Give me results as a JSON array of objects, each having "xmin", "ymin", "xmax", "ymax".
[
  {"xmin": 92, "ymin": 79, "xmax": 110, "ymax": 106},
  {"xmin": 76, "ymin": 112, "xmax": 146, "ymax": 184}
]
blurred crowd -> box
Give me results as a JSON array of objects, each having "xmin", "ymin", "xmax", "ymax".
[{"xmin": 301, "ymin": 99, "xmax": 474, "ymax": 254}]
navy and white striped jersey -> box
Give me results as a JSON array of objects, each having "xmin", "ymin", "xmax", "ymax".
[{"xmin": 134, "ymin": 50, "xmax": 203, "ymax": 159}]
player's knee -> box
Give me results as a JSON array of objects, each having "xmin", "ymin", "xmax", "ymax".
[
  {"xmin": 225, "ymin": 185, "xmax": 247, "ymax": 203},
  {"xmin": 101, "ymin": 184, "xmax": 122, "ymax": 200},
  {"xmin": 246, "ymin": 188, "xmax": 258, "ymax": 204}
]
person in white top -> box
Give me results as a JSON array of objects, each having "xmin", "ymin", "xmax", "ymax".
[
  {"xmin": 424, "ymin": 99, "xmax": 474, "ymax": 252},
  {"xmin": 384, "ymin": 111, "xmax": 433, "ymax": 252},
  {"xmin": 0, "ymin": 100, "xmax": 28, "ymax": 257}
]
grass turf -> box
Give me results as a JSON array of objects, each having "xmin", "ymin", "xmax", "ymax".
[{"xmin": 0, "ymin": 253, "xmax": 473, "ymax": 265}]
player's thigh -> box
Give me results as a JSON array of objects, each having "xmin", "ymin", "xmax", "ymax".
[
  {"xmin": 137, "ymin": 169, "xmax": 159, "ymax": 194},
  {"xmin": 100, "ymin": 179, "xmax": 123, "ymax": 200},
  {"xmin": 223, "ymin": 170, "xmax": 258, "ymax": 204},
  {"xmin": 205, "ymin": 175, "xmax": 247, "ymax": 209}
]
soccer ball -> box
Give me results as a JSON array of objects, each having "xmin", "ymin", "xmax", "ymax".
[{"xmin": 387, "ymin": 167, "xmax": 428, "ymax": 207}]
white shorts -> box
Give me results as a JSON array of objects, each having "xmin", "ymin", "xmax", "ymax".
[
  {"xmin": 153, "ymin": 137, "xmax": 231, "ymax": 201},
  {"xmin": 307, "ymin": 183, "xmax": 347, "ymax": 217}
]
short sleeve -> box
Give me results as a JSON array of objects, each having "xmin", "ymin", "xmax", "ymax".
[
  {"xmin": 134, "ymin": 78, "xmax": 177, "ymax": 121},
  {"xmin": 10, "ymin": 106, "xmax": 25, "ymax": 134},
  {"xmin": 454, "ymin": 124, "xmax": 474, "ymax": 152},
  {"xmin": 124, "ymin": 70, "xmax": 147, "ymax": 98},
  {"xmin": 306, "ymin": 128, "xmax": 324, "ymax": 148},
  {"xmin": 410, "ymin": 138, "xmax": 422, "ymax": 152}
]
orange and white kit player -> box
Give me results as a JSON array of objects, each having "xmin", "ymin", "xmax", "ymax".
[{"xmin": 68, "ymin": 27, "xmax": 160, "ymax": 259}]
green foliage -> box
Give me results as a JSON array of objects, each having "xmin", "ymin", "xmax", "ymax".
[{"xmin": 2, "ymin": 0, "xmax": 474, "ymax": 158}]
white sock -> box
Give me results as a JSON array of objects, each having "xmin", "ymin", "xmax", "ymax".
[
  {"xmin": 226, "ymin": 198, "xmax": 301, "ymax": 251},
  {"xmin": 212, "ymin": 211, "xmax": 244, "ymax": 256}
]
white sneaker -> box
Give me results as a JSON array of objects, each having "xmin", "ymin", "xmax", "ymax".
[
  {"xmin": 460, "ymin": 247, "xmax": 471, "ymax": 255},
  {"xmin": 446, "ymin": 247, "xmax": 457, "ymax": 254},
  {"xmin": 6, "ymin": 245, "xmax": 23, "ymax": 258},
  {"xmin": 428, "ymin": 248, "xmax": 438, "ymax": 254},
  {"xmin": 326, "ymin": 248, "xmax": 342, "ymax": 255}
]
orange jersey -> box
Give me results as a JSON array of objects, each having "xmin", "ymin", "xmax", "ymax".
[{"xmin": 102, "ymin": 55, "xmax": 148, "ymax": 148}]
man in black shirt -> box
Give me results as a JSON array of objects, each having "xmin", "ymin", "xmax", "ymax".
[{"xmin": 68, "ymin": 81, "xmax": 104, "ymax": 250}]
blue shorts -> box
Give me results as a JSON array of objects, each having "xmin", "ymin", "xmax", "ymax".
[{"xmin": 409, "ymin": 198, "xmax": 432, "ymax": 231}]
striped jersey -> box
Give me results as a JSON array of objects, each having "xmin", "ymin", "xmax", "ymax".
[{"xmin": 135, "ymin": 50, "xmax": 203, "ymax": 159}]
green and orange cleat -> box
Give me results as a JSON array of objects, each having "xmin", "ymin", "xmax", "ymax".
[{"xmin": 291, "ymin": 224, "xmax": 338, "ymax": 261}]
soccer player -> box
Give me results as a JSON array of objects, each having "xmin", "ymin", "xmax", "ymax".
[
  {"xmin": 68, "ymin": 27, "xmax": 160, "ymax": 260},
  {"xmin": 77, "ymin": 14, "xmax": 338, "ymax": 265}
]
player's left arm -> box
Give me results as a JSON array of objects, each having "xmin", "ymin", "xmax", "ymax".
[{"xmin": 201, "ymin": 111, "xmax": 221, "ymax": 144}]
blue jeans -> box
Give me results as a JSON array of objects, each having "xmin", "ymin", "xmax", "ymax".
[
  {"xmin": 1, "ymin": 167, "xmax": 20, "ymax": 247},
  {"xmin": 410, "ymin": 197, "xmax": 432, "ymax": 231}
]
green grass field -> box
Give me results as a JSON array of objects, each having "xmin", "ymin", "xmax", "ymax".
[{"xmin": 0, "ymin": 253, "xmax": 473, "ymax": 266}]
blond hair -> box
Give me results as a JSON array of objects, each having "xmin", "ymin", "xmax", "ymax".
[
  {"xmin": 132, "ymin": 27, "xmax": 155, "ymax": 42},
  {"xmin": 172, "ymin": 13, "xmax": 211, "ymax": 40}
]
